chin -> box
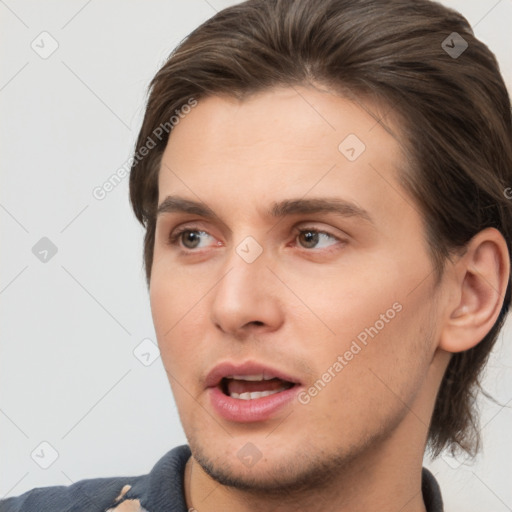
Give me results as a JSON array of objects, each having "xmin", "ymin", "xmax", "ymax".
[{"xmin": 187, "ymin": 434, "xmax": 361, "ymax": 495}]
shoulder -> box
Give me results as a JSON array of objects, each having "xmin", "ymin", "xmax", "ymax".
[
  {"xmin": 0, "ymin": 445, "xmax": 192, "ymax": 512},
  {"xmin": 422, "ymin": 467, "xmax": 444, "ymax": 512},
  {"xmin": 0, "ymin": 476, "xmax": 142, "ymax": 512}
]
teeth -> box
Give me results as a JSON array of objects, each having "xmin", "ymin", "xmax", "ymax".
[
  {"xmin": 227, "ymin": 374, "xmax": 276, "ymax": 381},
  {"xmin": 230, "ymin": 387, "xmax": 286, "ymax": 400}
]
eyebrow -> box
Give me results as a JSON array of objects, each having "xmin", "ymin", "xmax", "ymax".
[{"xmin": 156, "ymin": 195, "xmax": 374, "ymax": 225}]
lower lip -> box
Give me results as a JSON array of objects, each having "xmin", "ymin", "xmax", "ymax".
[{"xmin": 208, "ymin": 385, "xmax": 301, "ymax": 423}]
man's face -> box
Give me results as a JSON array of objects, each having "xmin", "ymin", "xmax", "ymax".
[{"xmin": 150, "ymin": 86, "xmax": 446, "ymax": 491}]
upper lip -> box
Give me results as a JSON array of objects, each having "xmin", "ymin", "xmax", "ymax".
[{"xmin": 205, "ymin": 361, "xmax": 302, "ymax": 389}]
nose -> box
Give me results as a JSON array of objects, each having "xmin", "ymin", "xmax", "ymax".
[{"xmin": 210, "ymin": 242, "xmax": 284, "ymax": 339}]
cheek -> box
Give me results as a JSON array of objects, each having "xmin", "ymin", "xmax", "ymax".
[
  {"xmin": 149, "ymin": 275, "xmax": 193, "ymax": 371},
  {"xmin": 149, "ymin": 258, "xmax": 207, "ymax": 334},
  {"xmin": 306, "ymin": 264, "xmax": 435, "ymax": 400},
  {"xmin": 150, "ymin": 282, "xmax": 204, "ymax": 418},
  {"xmin": 149, "ymin": 277, "xmax": 173, "ymax": 343},
  {"xmin": 149, "ymin": 266, "xmax": 217, "ymax": 392},
  {"xmin": 299, "ymin": 309, "xmax": 434, "ymax": 446},
  {"xmin": 336, "ymin": 297, "xmax": 433, "ymax": 409}
]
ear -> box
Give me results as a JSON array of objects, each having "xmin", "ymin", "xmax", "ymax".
[{"xmin": 439, "ymin": 227, "xmax": 510, "ymax": 353}]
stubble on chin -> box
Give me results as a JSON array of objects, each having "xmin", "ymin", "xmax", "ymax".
[{"xmin": 185, "ymin": 419, "xmax": 397, "ymax": 499}]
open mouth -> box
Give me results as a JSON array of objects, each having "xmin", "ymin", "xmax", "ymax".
[
  {"xmin": 220, "ymin": 374, "xmax": 296, "ymax": 400},
  {"xmin": 207, "ymin": 365, "xmax": 301, "ymax": 421}
]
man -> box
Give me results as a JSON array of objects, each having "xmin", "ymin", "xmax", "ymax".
[{"xmin": 1, "ymin": 0, "xmax": 510, "ymax": 510}]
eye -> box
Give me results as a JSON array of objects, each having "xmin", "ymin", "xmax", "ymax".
[
  {"xmin": 168, "ymin": 227, "xmax": 216, "ymax": 250},
  {"xmin": 293, "ymin": 227, "xmax": 343, "ymax": 250}
]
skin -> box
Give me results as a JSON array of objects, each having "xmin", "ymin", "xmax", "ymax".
[{"xmin": 149, "ymin": 85, "xmax": 509, "ymax": 512}]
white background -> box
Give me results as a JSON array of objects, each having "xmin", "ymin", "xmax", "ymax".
[{"xmin": 0, "ymin": 1, "xmax": 511, "ymax": 510}]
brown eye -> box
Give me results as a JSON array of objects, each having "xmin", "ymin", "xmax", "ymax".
[
  {"xmin": 168, "ymin": 228, "xmax": 212, "ymax": 250},
  {"xmin": 298, "ymin": 230, "xmax": 320, "ymax": 249},
  {"xmin": 180, "ymin": 230, "xmax": 202, "ymax": 249},
  {"xmin": 295, "ymin": 228, "xmax": 340, "ymax": 250}
]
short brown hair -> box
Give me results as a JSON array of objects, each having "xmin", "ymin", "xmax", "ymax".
[{"xmin": 129, "ymin": 0, "xmax": 512, "ymax": 456}]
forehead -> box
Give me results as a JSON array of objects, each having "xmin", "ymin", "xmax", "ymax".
[
  {"xmin": 162, "ymin": 85, "xmax": 401, "ymax": 164},
  {"xmin": 157, "ymin": 86, "xmax": 407, "ymax": 225}
]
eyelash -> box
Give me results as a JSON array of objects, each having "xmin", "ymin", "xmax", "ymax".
[{"xmin": 167, "ymin": 225, "xmax": 345, "ymax": 253}]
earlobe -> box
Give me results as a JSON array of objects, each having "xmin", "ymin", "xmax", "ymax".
[{"xmin": 438, "ymin": 227, "xmax": 510, "ymax": 354}]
